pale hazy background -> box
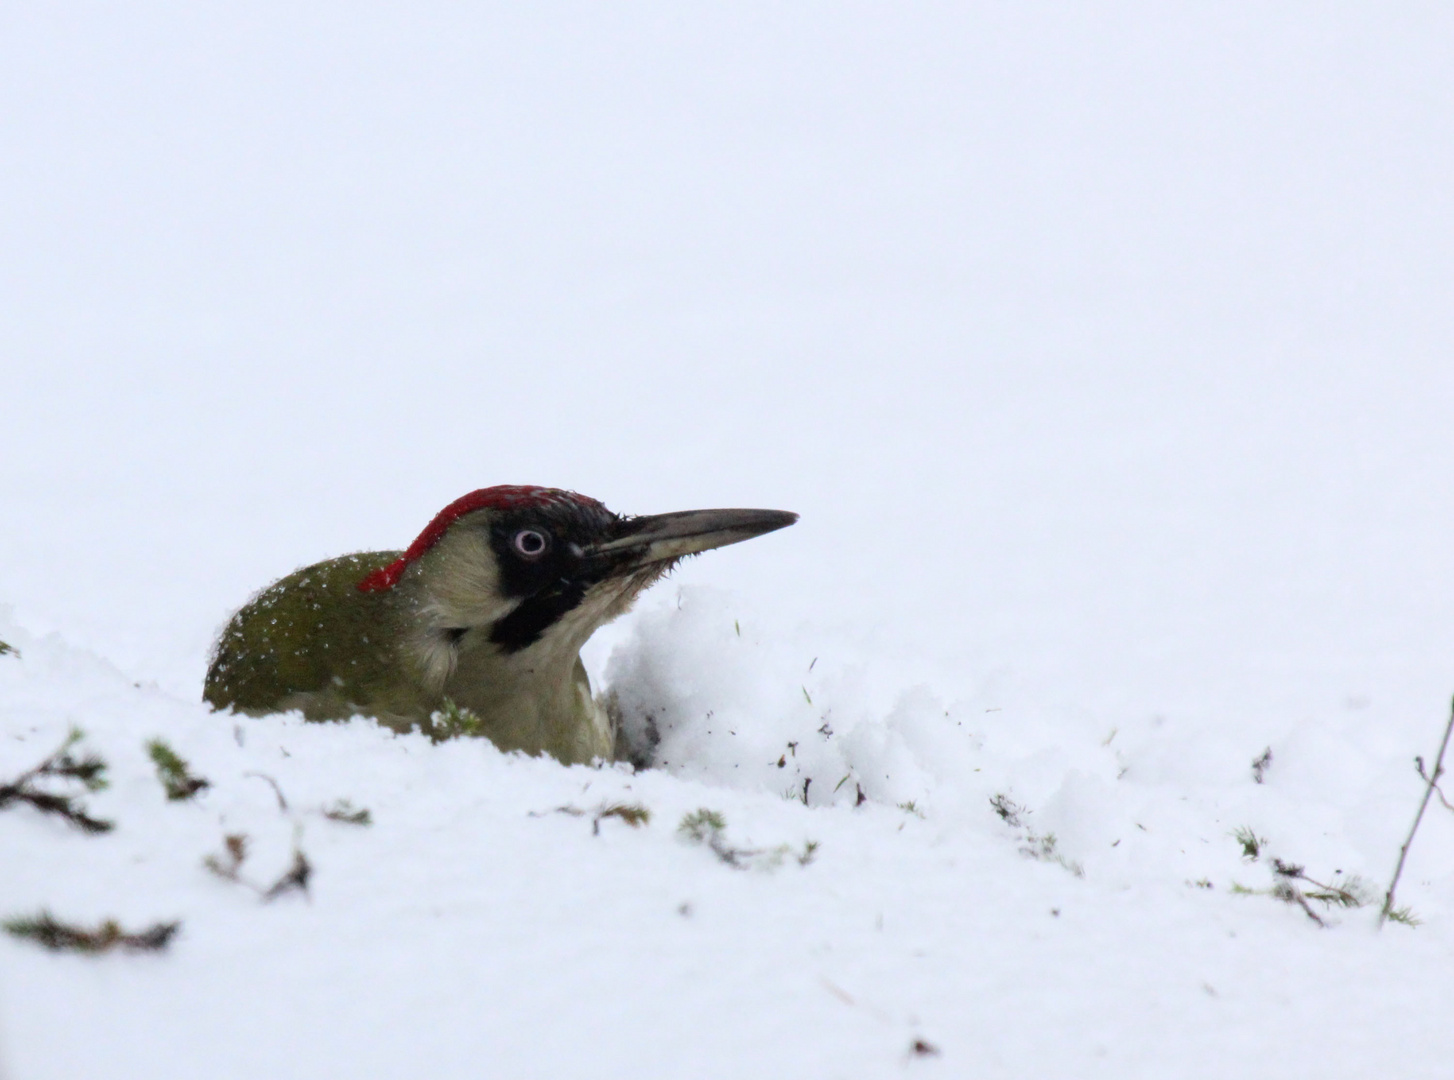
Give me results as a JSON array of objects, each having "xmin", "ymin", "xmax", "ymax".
[{"xmin": 3, "ymin": 3, "xmax": 1452, "ymax": 728}]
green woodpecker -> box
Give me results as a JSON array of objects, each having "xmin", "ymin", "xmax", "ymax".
[{"xmin": 204, "ymin": 486, "xmax": 797, "ymax": 764}]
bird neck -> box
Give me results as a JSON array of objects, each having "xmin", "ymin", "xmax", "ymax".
[
  {"xmin": 445, "ymin": 638, "xmax": 611, "ymax": 764},
  {"xmin": 390, "ymin": 575, "xmax": 611, "ymax": 763}
]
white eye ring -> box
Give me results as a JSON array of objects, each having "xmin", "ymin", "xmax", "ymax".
[{"xmin": 513, "ymin": 529, "xmax": 549, "ymax": 558}]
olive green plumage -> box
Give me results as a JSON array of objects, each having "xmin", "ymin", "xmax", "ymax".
[
  {"xmin": 204, "ymin": 552, "xmax": 425, "ymax": 724},
  {"xmin": 204, "ymin": 542, "xmax": 621, "ymax": 764}
]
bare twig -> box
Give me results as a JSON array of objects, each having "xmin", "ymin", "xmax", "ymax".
[
  {"xmin": 243, "ymin": 772, "xmax": 290, "ymax": 811},
  {"xmin": 1413, "ymin": 756, "xmax": 1454, "ymax": 812},
  {"xmin": 1271, "ymin": 882, "xmax": 1327, "ymax": 927},
  {"xmin": 1381, "ymin": 696, "xmax": 1454, "ymax": 927}
]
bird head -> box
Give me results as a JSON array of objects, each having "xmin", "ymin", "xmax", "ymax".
[{"xmin": 358, "ymin": 486, "xmax": 797, "ymax": 686}]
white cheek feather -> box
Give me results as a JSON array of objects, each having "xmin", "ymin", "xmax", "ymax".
[
  {"xmin": 414, "ymin": 528, "xmax": 517, "ymax": 628},
  {"xmin": 399, "ymin": 526, "xmax": 521, "ymax": 693}
]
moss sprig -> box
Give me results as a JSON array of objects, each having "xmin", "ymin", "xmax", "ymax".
[
  {"xmin": 3, "ymin": 910, "xmax": 179, "ymax": 953},
  {"xmin": 677, "ymin": 809, "xmax": 817, "ymax": 870},
  {"xmin": 421, "ymin": 698, "xmax": 486, "ymax": 743},
  {"xmin": 146, "ymin": 738, "xmax": 211, "ymax": 801}
]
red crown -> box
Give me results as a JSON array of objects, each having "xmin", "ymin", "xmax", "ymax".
[{"xmin": 356, "ymin": 486, "xmax": 605, "ymax": 592}]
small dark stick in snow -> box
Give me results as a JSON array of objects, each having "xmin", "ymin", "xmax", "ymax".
[{"xmin": 243, "ymin": 771, "xmax": 289, "ymax": 811}]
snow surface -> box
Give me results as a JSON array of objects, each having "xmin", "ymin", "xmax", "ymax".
[{"xmin": 6, "ymin": 4, "xmax": 1454, "ymax": 1077}]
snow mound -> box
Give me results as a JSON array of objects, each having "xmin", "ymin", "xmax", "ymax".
[
  {"xmin": 603, "ymin": 587, "xmax": 1437, "ymax": 896},
  {"xmin": 607, "ymin": 587, "xmax": 963, "ymax": 809},
  {"xmin": 6, "ymin": 603, "xmax": 1454, "ymax": 1079}
]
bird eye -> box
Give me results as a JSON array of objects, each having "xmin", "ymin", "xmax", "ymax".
[{"xmin": 512, "ymin": 529, "xmax": 549, "ymax": 559}]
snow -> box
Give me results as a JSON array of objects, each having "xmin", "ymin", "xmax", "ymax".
[{"xmin": 6, "ymin": 3, "xmax": 1454, "ymax": 1077}]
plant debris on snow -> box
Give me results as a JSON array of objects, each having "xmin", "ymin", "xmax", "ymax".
[
  {"xmin": 1233, "ymin": 826, "xmax": 1265, "ymax": 861},
  {"xmin": 989, "ymin": 793, "xmax": 1024, "ymax": 827},
  {"xmin": 909, "ymin": 1038, "xmax": 941, "ymax": 1058},
  {"xmin": 1251, "ymin": 747, "xmax": 1273, "ymax": 784},
  {"xmin": 990, "ymin": 794, "xmax": 1083, "ymax": 877},
  {"xmin": 0, "ymin": 728, "xmax": 112, "ymax": 833},
  {"xmin": 320, "ymin": 798, "xmax": 372, "ymax": 826},
  {"xmin": 677, "ymin": 808, "xmax": 818, "ymax": 870},
  {"xmin": 204, "ymin": 833, "xmax": 312, "ymax": 902},
  {"xmin": 532, "ymin": 800, "xmax": 651, "ymax": 835},
  {"xmin": 3, "ymin": 910, "xmax": 179, "ymax": 954},
  {"xmin": 146, "ymin": 737, "xmax": 211, "ymax": 801},
  {"xmin": 1229, "ymin": 829, "xmax": 1397, "ymax": 927}
]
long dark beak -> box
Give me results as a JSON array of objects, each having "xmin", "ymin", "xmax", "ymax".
[{"xmin": 583, "ymin": 508, "xmax": 798, "ymax": 572}]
